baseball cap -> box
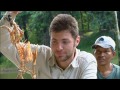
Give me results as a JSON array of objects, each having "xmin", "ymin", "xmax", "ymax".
[{"xmin": 92, "ymin": 36, "xmax": 116, "ymax": 51}]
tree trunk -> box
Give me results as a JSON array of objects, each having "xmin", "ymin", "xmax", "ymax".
[
  {"xmin": 87, "ymin": 12, "xmax": 90, "ymax": 31},
  {"xmin": 80, "ymin": 11, "xmax": 84, "ymax": 32},
  {"xmin": 114, "ymin": 11, "xmax": 120, "ymax": 66}
]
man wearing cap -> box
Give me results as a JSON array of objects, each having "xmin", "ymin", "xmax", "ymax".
[{"xmin": 92, "ymin": 36, "xmax": 120, "ymax": 79}]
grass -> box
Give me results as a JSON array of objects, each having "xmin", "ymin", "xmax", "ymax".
[
  {"xmin": 0, "ymin": 72, "xmax": 32, "ymax": 79},
  {"xmin": 0, "ymin": 73, "xmax": 18, "ymax": 79}
]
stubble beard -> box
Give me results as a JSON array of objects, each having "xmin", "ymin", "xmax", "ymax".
[{"xmin": 55, "ymin": 46, "xmax": 76, "ymax": 62}]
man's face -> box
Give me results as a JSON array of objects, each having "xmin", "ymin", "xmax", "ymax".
[
  {"xmin": 94, "ymin": 46, "xmax": 116, "ymax": 66},
  {"xmin": 50, "ymin": 30, "xmax": 80, "ymax": 63}
]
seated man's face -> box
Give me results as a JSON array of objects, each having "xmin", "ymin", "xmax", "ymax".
[{"xmin": 94, "ymin": 46, "xmax": 115, "ymax": 66}]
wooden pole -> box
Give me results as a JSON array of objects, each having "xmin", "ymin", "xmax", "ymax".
[{"xmin": 114, "ymin": 11, "xmax": 120, "ymax": 66}]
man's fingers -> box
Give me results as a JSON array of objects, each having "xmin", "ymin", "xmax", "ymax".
[{"xmin": 8, "ymin": 11, "xmax": 22, "ymax": 15}]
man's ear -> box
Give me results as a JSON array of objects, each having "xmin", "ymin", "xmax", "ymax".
[
  {"xmin": 111, "ymin": 51, "xmax": 116, "ymax": 61},
  {"xmin": 93, "ymin": 50, "xmax": 96, "ymax": 55},
  {"xmin": 75, "ymin": 36, "xmax": 80, "ymax": 47},
  {"xmin": 112, "ymin": 51, "xmax": 116, "ymax": 57}
]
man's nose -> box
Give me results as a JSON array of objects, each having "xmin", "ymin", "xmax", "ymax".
[
  {"xmin": 56, "ymin": 43, "xmax": 63, "ymax": 51},
  {"xmin": 100, "ymin": 52, "xmax": 105, "ymax": 56}
]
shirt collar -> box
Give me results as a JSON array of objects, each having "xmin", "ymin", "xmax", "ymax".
[{"xmin": 71, "ymin": 48, "xmax": 79, "ymax": 68}]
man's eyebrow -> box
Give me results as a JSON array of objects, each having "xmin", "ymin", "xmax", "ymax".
[
  {"xmin": 62, "ymin": 39, "xmax": 69, "ymax": 41},
  {"xmin": 52, "ymin": 38, "xmax": 69, "ymax": 40},
  {"xmin": 51, "ymin": 38, "xmax": 56, "ymax": 40}
]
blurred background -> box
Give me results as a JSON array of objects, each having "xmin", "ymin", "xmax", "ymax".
[{"xmin": 0, "ymin": 11, "xmax": 120, "ymax": 79}]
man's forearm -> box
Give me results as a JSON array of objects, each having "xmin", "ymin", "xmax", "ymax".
[{"xmin": 0, "ymin": 11, "xmax": 20, "ymax": 67}]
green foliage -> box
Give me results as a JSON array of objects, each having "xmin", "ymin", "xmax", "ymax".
[
  {"xmin": 14, "ymin": 11, "xmax": 116, "ymax": 44},
  {"xmin": 0, "ymin": 56, "xmax": 16, "ymax": 68}
]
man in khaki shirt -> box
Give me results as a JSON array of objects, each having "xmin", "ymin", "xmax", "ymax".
[{"xmin": 0, "ymin": 11, "xmax": 97, "ymax": 79}]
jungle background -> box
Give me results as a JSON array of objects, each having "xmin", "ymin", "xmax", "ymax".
[{"xmin": 0, "ymin": 11, "xmax": 120, "ymax": 79}]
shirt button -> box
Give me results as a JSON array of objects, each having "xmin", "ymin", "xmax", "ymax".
[{"xmin": 59, "ymin": 75, "xmax": 64, "ymax": 79}]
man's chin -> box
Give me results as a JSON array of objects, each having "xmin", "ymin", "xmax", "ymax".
[
  {"xmin": 98, "ymin": 62, "xmax": 106, "ymax": 66},
  {"xmin": 56, "ymin": 56, "xmax": 66, "ymax": 61}
]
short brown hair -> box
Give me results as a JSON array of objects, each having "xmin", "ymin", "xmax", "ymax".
[{"xmin": 49, "ymin": 14, "xmax": 79, "ymax": 39}]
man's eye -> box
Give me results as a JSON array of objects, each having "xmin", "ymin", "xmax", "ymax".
[
  {"xmin": 63, "ymin": 41, "xmax": 69, "ymax": 44},
  {"xmin": 105, "ymin": 50, "xmax": 110, "ymax": 53},
  {"xmin": 52, "ymin": 41, "xmax": 57, "ymax": 44},
  {"xmin": 96, "ymin": 50, "xmax": 101, "ymax": 54}
]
